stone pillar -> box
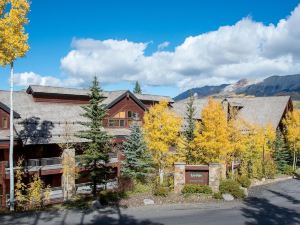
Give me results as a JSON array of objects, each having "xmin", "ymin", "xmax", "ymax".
[
  {"xmin": 209, "ymin": 163, "xmax": 222, "ymax": 193},
  {"xmin": 61, "ymin": 148, "xmax": 76, "ymax": 201},
  {"xmin": 174, "ymin": 162, "xmax": 186, "ymax": 193}
]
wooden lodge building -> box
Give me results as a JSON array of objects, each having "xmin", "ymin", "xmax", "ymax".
[
  {"xmin": 0, "ymin": 85, "xmax": 293, "ymax": 207},
  {"xmin": 0, "ymin": 85, "xmax": 173, "ymax": 207}
]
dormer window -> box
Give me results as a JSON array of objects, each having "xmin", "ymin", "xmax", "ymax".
[{"xmin": 2, "ymin": 117, "xmax": 8, "ymax": 129}]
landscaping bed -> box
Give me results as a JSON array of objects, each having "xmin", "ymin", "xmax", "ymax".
[{"xmin": 119, "ymin": 192, "xmax": 215, "ymax": 207}]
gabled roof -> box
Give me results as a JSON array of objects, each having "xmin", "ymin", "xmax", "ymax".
[
  {"xmin": 105, "ymin": 91, "xmax": 147, "ymax": 110},
  {"xmin": 225, "ymin": 96, "xmax": 291, "ymax": 129},
  {"xmin": 0, "ymin": 102, "xmax": 21, "ymax": 118},
  {"xmin": 172, "ymin": 96, "xmax": 292, "ymax": 129},
  {"xmin": 0, "ymin": 85, "xmax": 173, "ymax": 144}
]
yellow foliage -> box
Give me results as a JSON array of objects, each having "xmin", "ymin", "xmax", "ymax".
[
  {"xmin": 27, "ymin": 174, "xmax": 45, "ymax": 210},
  {"xmin": 192, "ymin": 98, "xmax": 231, "ymax": 164},
  {"xmin": 143, "ymin": 100, "xmax": 182, "ymax": 182},
  {"xmin": 0, "ymin": 0, "xmax": 30, "ymax": 66},
  {"xmin": 283, "ymin": 110, "xmax": 300, "ymax": 169},
  {"xmin": 15, "ymin": 158, "xmax": 26, "ymax": 210},
  {"xmin": 239, "ymin": 122, "xmax": 276, "ymax": 178}
]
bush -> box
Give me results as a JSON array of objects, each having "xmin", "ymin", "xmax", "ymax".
[
  {"xmin": 283, "ymin": 165, "xmax": 294, "ymax": 175},
  {"xmin": 181, "ymin": 184, "xmax": 212, "ymax": 195},
  {"xmin": 219, "ymin": 179, "xmax": 245, "ymax": 199},
  {"xmin": 238, "ymin": 176, "xmax": 251, "ymax": 188},
  {"xmin": 133, "ymin": 182, "xmax": 152, "ymax": 194},
  {"xmin": 153, "ymin": 186, "xmax": 169, "ymax": 197},
  {"xmin": 264, "ymin": 160, "xmax": 277, "ymax": 179},
  {"xmin": 213, "ymin": 192, "xmax": 223, "ymax": 199}
]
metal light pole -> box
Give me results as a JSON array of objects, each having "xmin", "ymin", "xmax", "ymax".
[{"xmin": 9, "ymin": 62, "xmax": 14, "ymax": 211}]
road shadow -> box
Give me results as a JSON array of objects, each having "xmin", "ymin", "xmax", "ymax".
[
  {"xmin": 267, "ymin": 189, "xmax": 300, "ymax": 204},
  {"xmin": 0, "ymin": 205, "xmax": 162, "ymax": 225},
  {"xmin": 241, "ymin": 196, "xmax": 300, "ymax": 225}
]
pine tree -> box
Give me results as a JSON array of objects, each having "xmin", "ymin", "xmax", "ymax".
[
  {"xmin": 274, "ymin": 131, "xmax": 291, "ymax": 172},
  {"xmin": 183, "ymin": 95, "xmax": 196, "ymax": 163},
  {"xmin": 133, "ymin": 81, "xmax": 142, "ymax": 94},
  {"xmin": 122, "ymin": 117, "xmax": 152, "ymax": 182},
  {"xmin": 184, "ymin": 95, "xmax": 196, "ymax": 141},
  {"xmin": 78, "ymin": 77, "xmax": 111, "ymax": 198}
]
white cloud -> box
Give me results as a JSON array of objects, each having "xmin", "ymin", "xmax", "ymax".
[
  {"xmin": 157, "ymin": 41, "xmax": 170, "ymax": 50},
  {"xmin": 14, "ymin": 72, "xmax": 84, "ymax": 87},
  {"xmin": 18, "ymin": 4, "xmax": 300, "ymax": 92}
]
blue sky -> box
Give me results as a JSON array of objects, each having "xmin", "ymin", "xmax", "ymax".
[{"xmin": 1, "ymin": 0, "xmax": 300, "ymax": 97}]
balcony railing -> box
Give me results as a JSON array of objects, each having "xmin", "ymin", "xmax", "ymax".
[
  {"xmin": 26, "ymin": 157, "xmax": 62, "ymax": 167},
  {"xmin": 1, "ymin": 153, "xmax": 119, "ymax": 173}
]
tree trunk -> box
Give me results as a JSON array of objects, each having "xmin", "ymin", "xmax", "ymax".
[
  {"xmin": 9, "ymin": 62, "xmax": 14, "ymax": 211},
  {"xmin": 231, "ymin": 159, "xmax": 234, "ymax": 178},
  {"xmin": 92, "ymin": 160, "xmax": 97, "ymax": 198},
  {"xmin": 159, "ymin": 168, "xmax": 164, "ymax": 185},
  {"xmin": 293, "ymin": 149, "xmax": 296, "ymax": 171}
]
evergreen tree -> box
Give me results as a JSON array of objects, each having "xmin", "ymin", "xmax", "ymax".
[
  {"xmin": 122, "ymin": 117, "xmax": 152, "ymax": 182},
  {"xmin": 133, "ymin": 81, "xmax": 142, "ymax": 94},
  {"xmin": 184, "ymin": 94, "xmax": 196, "ymax": 141},
  {"xmin": 183, "ymin": 94, "xmax": 196, "ymax": 163},
  {"xmin": 78, "ymin": 77, "xmax": 111, "ymax": 198},
  {"xmin": 273, "ymin": 131, "xmax": 291, "ymax": 172}
]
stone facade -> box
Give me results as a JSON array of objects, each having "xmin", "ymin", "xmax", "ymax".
[
  {"xmin": 209, "ymin": 163, "xmax": 222, "ymax": 193},
  {"xmin": 174, "ymin": 162, "xmax": 186, "ymax": 193},
  {"xmin": 174, "ymin": 162, "xmax": 225, "ymax": 193}
]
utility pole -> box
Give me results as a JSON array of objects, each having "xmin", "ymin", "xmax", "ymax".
[{"xmin": 9, "ymin": 62, "xmax": 14, "ymax": 211}]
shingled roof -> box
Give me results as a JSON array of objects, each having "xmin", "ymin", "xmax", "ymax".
[
  {"xmin": 0, "ymin": 85, "xmax": 173, "ymax": 145},
  {"xmin": 27, "ymin": 85, "xmax": 174, "ymax": 103},
  {"xmin": 172, "ymin": 96, "xmax": 292, "ymax": 129},
  {"xmin": 225, "ymin": 96, "xmax": 292, "ymax": 128}
]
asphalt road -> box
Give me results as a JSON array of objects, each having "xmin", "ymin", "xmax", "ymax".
[{"xmin": 1, "ymin": 179, "xmax": 300, "ymax": 225}]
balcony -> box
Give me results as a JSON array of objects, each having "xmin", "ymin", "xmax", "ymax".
[{"xmin": 1, "ymin": 154, "xmax": 119, "ymax": 174}]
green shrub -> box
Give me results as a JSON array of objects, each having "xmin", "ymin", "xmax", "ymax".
[
  {"xmin": 213, "ymin": 192, "xmax": 223, "ymax": 199},
  {"xmin": 153, "ymin": 186, "xmax": 169, "ymax": 197},
  {"xmin": 219, "ymin": 179, "xmax": 245, "ymax": 199},
  {"xmin": 238, "ymin": 176, "xmax": 251, "ymax": 188},
  {"xmin": 132, "ymin": 181, "xmax": 152, "ymax": 194},
  {"xmin": 182, "ymin": 184, "xmax": 212, "ymax": 195},
  {"xmin": 264, "ymin": 160, "xmax": 277, "ymax": 179},
  {"xmin": 283, "ymin": 165, "xmax": 294, "ymax": 175}
]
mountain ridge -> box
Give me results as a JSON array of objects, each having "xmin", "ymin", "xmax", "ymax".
[{"xmin": 174, "ymin": 74, "xmax": 300, "ymax": 101}]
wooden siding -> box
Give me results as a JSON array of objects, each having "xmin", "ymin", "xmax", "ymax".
[
  {"xmin": 0, "ymin": 108, "xmax": 9, "ymax": 129},
  {"xmin": 104, "ymin": 95, "xmax": 146, "ymax": 128},
  {"xmin": 32, "ymin": 93, "xmax": 89, "ymax": 104}
]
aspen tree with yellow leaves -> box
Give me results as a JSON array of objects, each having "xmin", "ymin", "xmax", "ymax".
[
  {"xmin": 143, "ymin": 100, "xmax": 182, "ymax": 185},
  {"xmin": 283, "ymin": 110, "xmax": 300, "ymax": 171},
  {"xmin": 0, "ymin": 0, "xmax": 30, "ymax": 211},
  {"xmin": 240, "ymin": 123, "xmax": 276, "ymax": 179},
  {"xmin": 192, "ymin": 98, "xmax": 231, "ymax": 164}
]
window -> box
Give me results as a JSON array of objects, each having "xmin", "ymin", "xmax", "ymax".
[
  {"xmin": 128, "ymin": 111, "xmax": 139, "ymax": 119},
  {"xmin": 119, "ymin": 120, "xmax": 125, "ymax": 127},
  {"xmin": 128, "ymin": 111, "xmax": 132, "ymax": 118},
  {"xmin": 2, "ymin": 117, "xmax": 8, "ymax": 129},
  {"xmin": 113, "ymin": 111, "xmax": 125, "ymax": 118},
  {"xmin": 108, "ymin": 119, "xmax": 125, "ymax": 127}
]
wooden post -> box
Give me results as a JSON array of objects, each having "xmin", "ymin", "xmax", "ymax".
[{"xmin": 0, "ymin": 162, "xmax": 6, "ymax": 208}]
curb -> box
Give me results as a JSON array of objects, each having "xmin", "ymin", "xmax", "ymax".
[{"xmin": 250, "ymin": 176, "xmax": 293, "ymax": 187}]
